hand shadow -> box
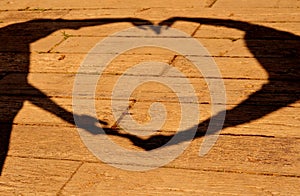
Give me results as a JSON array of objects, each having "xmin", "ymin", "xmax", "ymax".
[
  {"xmin": 1, "ymin": 17, "xmax": 299, "ymax": 175},
  {"xmin": 97, "ymin": 17, "xmax": 299, "ymax": 152},
  {"xmin": 0, "ymin": 17, "xmax": 153, "ymax": 175}
]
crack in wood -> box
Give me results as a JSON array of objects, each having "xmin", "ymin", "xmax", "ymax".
[
  {"xmin": 111, "ymin": 99, "xmax": 137, "ymax": 130},
  {"xmin": 57, "ymin": 161, "xmax": 84, "ymax": 195},
  {"xmin": 205, "ymin": 0, "xmax": 218, "ymax": 8}
]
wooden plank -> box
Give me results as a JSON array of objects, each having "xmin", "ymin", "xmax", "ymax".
[
  {"xmin": 0, "ymin": 0, "xmax": 206, "ymax": 10},
  {"xmin": 0, "ymin": 72, "xmax": 296, "ymax": 104},
  {"xmin": 34, "ymin": 36, "xmax": 298, "ymax": 59},
  {"xmin": 63, "ymin": 8, "xmax": 300, "ymax": 22},
  {"xmin": 0, "ymin": 97, "xmax": 296, "ymax": 137},
  {"xmin": 0, "ymin": 156, "xmax": 81, "ymax": 195},
  {"xmin": 60, "ymin": 162, "xmax": 300, "ymax": 195},
  {"xmin": 9, "ymin": 125, "xmax": 97, "ymax": 161},
  {"xmin": 0, "ymin": 0, "xmax": 299, "ymax": 11},
  {"xmin": 0, "ymin": 74, "xmax": 270, "ymax": 106},
  {"xmin": 7, "ymin": 124, "xmax": 300, "ymax": 176},
  {"xmin": 3, "ymin": 51, "xmax": 294, "ymax": 81},
  {"xmin": 7, "ymin": 52, "xmax": 292, "ymax": 82},
  {"xmin": 0, "ymin": 7, "xmax": 299, "ymax": 22},
  {"xmin": 0, "ymin": 10, "xmax": 68, "ymax": 22},
  {"xmin": 214, "ymin": 0, "xmax": 300, "ymax": 8},
  {"xmin": 2, "ymin": 7, "xmax": 298, "ymax": 23},
  {"xmin": 58, "ymin": 20, "xmax": 199, "ymax": 37}
]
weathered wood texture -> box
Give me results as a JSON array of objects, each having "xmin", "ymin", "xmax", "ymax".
[{"xmin": 0, "ymin": 0, "xmax": 299, "ymax": 195}]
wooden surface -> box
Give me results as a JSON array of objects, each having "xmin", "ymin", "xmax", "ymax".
[{"xmin": 0, "ymin": 0, "xmax": 299, "ymax": 195}]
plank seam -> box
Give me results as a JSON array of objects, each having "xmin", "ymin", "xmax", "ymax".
[{"xmin": 57, "ymin": 161, "xmax": 84, "ymax": 195}]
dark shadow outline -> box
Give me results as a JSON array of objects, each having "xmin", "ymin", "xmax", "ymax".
[
  {"xmin": 0, "ymin": 17, "xmax": 153, "ymax": 175},
  {"xmin": 1, "ymin": 17, "xmax": 299, "ymax": 175}
]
